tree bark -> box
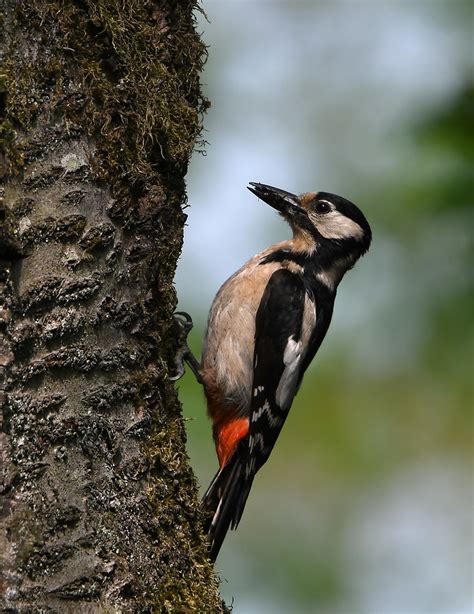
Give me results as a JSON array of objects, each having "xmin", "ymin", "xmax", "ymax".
[{"xmin": 0, "ymin": 1, "xmax": 224, "ymax": 611}]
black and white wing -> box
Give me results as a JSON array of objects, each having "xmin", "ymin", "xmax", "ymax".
[
  {"xmin": 203, "ymin": 268, "xmax": 325, "ymax": 559},
  {"xmin": 232, "ymin": 268, "xmax": 317, "ymax": 525}
]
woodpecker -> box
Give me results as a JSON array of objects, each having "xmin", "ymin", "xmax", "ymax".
[{"xmin": 173, "ymin": 182, "xmax": 371, "ymax": 561}]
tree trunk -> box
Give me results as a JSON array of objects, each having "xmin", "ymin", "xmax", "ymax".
[{"xmin": 0, "ymin": 1, "xmax": 224, "ymax": 611}]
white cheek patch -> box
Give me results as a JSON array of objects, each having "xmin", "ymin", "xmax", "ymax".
[{"xmin": 310, "ymin": 210, "xmax": 364, "ymax": 241}]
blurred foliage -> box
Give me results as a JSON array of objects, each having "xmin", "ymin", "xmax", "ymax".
[
  {"xmin": 416, "ymin": 83, "xmax": 473, "ymax": 160},
  {"xmin": 408, "ymin": 84, "xmax": 473, "ymax": 384},
  {"xmin": 403, "ymin": 83, "xmax": 473, "ymax": 216}
]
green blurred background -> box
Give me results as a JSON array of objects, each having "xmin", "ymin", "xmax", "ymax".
[{"xmin": 175, "ymin": 2, "xmax": 473, "ymax": 612}]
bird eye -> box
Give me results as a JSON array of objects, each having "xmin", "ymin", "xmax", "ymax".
[{"xmin": 314, "ymin": 200, "xmax": 331, "ymax": 214}]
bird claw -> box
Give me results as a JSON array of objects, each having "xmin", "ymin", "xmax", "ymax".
[
  {"xmin": 174, "ymin": 311, "xmax": 194, "ymax": 333},
  {"xmin": 168, "ymin": 360, "xmax": 185, "ymax": 381},
  {"xmin": 169, "ymin": 311, "xmax": 202, "ymax": 384}
]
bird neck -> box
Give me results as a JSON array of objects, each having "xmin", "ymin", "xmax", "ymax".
[
  {"xmin": 287, "ymin": 231, "xmax": 355, "ymax": 292},
  {"xmin": 289, "ymin": 227, "xmax": 317, "ymax": 256},
  {"xmin": 312, "ymin": 257, "xmax": 351, "ymax": 291},
  {"xmin": 260, "ymin": 232, "xmax": 356, "ymax": 292}
]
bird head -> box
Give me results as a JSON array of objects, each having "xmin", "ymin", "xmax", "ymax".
[{"xmin": 248, "ymin": 182, "xmax": 372, "ymax": 269}]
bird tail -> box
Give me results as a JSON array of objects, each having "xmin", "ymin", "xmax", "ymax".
[{"xmin": 202, "ymin": 453, "xmax": 253, "ymax": 562}]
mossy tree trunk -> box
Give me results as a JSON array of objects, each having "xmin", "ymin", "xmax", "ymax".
[{"xmin": 0, "ymin": 2, "xmax": 225, "ymax": 611}]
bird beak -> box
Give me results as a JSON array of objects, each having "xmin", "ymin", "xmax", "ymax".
[{"xmin": 247, "ymin": 182, "xmax": 303, "ymax": 217}]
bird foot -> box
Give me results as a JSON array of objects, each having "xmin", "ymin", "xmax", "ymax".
[{"xmin": 169, "ymin": 312, "xmax": 203, "ymax": 384}]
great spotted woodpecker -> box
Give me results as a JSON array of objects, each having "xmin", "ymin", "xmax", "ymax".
[{"xmin": 173, "ymin": 182, "xmax": 371, "ymax": 561}]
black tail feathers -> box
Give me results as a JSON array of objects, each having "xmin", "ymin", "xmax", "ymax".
[{"xmin": 202, "ymin": 454, "xmax": 253, "ymax": 562}]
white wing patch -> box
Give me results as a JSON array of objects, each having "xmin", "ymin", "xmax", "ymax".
[
  {"xmin": 275, "ymin": 336, "xmax": 303, "ymax": 410},
  {"xmin": 275, "ymin": 295, "xmax": 317, "ymax": 411},
  {"xmin": 283, "ymin": 336, "xmax": 301, "ymax": 365}
]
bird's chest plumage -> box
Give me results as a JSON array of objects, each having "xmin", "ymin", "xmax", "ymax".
[
  {"xmin": 201, "ymin": 256, "xmax": 282, "ymax": 414},
  {"xmin": 200, "ymin": 244, "xmax": 324, "ymax": 419}
]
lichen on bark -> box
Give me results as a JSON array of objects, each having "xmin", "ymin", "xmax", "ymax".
[{"xmin": 0, "ymin": 1, "xmax": 225, "ymax": 611}]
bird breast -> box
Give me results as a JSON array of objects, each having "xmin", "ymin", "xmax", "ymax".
[{"xmin": 201, "ymin": 253, "xmax": 283, "ymax": 414}]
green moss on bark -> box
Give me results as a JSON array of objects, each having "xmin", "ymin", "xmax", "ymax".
[
  {"xmin": 4, "ymin": 1, "xmax": 208, "ymax": 185},
  {"xmin": 1, "ymin": 1, "xmax": 226, "ymax": 611}
]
